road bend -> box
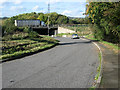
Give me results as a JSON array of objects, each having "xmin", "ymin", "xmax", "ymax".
[{"xmin": 2, "ymin": 37, "xmax": 99, "ymax": 88}]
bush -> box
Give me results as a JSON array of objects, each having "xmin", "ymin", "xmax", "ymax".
[
  {"xmin": 27, "ymin": 27, "xmax": 39, "ymax": 38},
  {"xmin": 2, "ymin": 19, "xmax": 17, "ymax": 35},
  {"xmin": 23, "ymin": 27, "xmax": 30, "ymax": 33},
  {"xmin": 92, "ymin": 24, "xmax": 104, "ymax": 40}
]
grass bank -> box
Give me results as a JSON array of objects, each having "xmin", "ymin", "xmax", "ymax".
[
  {"xmin": 62, "ymin": 24, "xmax": 91, "ymax": 36},
  {"xmin": 0, "ymin": 31, "xmax": 59, "ymax": 62},
  {"xmin": 85, "ymin": 34, "xmax": 119, "ymax": 53},
  {"xmin": 95, "ymin": 52, "xmax": 102, "ymax": 81}
]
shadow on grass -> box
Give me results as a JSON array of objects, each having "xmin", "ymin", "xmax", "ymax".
[{"xmin": 91, "ymin": 40, "xmax": 100, "ymax": 42}]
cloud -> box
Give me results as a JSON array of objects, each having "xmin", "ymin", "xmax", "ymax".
[
  {"xmin": 32, "ymin": 5, "xmax": 44, "ymax": 12},
  {"xmin": 50, "ymin": 0, "xmax": 60, "ymax": 4},
  {"xmin": 39, "ymin": 10, "xmax": 46, "ymax": 13},
  {"xmin": 46, "ymin": 0, "xmax": 60, "ymax": 4},
  {"xmin": 0, "ymin": 0, "xmax": 22, "ymax": 5},
  {"xmin": 0, "ymin": 0, "xmax": 7, "ymax": 4},
  {"xmin": 14, "ymin": 0, "xmax": 23, "ymax": 4},
  {"xmin": 61, "ymin": 8, "xmax": 85, "ymax": 17},
  {"xmin": 0, "ymin": 6, "xmax": 4, "ymax": 9},
  {"xmin": 62, "ymin": 10, "xmax": 72, "ymax": 15},
  {"xmin": 0, "ymin": 0, "xmax": 86, "ymax": 5},
  {"xmin": 31, "ymin": 0, "xmax": 86, "ymax": 3},
  {"xmin": 10, "ymin": 6, "xmax": 26, "ymax": 12},
  {"xmin": 32, "ymin": 5, "xmax": 39, "ymax": 11}
]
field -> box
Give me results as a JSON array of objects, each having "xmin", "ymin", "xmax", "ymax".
[{"xmin": 1, "ymin": 31, "xmax": 59, "ymax": 61}]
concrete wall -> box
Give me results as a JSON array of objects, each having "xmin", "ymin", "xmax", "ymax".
[{"xmin": 58, "ymin": 27, "xmax": 75, "ymax": 34}]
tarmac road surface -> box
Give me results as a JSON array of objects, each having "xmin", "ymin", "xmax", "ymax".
[{"xmin": 2, "ymin": 37, "xmax": 99, "ymax": 88}]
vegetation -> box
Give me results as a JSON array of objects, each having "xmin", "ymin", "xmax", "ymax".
[
  {"xmin": 37, "ymin": 12, "xmax": 72, "ymax": 25},
  {"xmin": 95, "ymin": 52, "xmax": 101, "ymax": 81},
  {"xmin": 71, "ymin": 17, "xmax": 89, "ymax": 24},
  {"xmin": 57, "ymin": 33, "xmax": 75, "ymax": 37},
  {"xmin": 89, "ymin": 87, "xmax": 95, "ymax": 90},
  {"xmin": 85, "ymin": 34, "xmax": 119, "ymax": 54},
  {"xmin": 1, "ymin": 12, "xmax": 88, "ymax": 61},
  {"xmin": 63, "ymin": 24, "xmax": 92, "ymax": 36},
  {"xmin": 85, "ymin": 34, "xmax": 98, "ymax": 41},
  {"xmin": 0, "ymin": 17, "xmax": 8, "ymax": 26},
  {"xmin": 86, "ymin": 2, "xmax": 120, "ymax": 43},
  {"xmin": 1, "ymin": 27, "xmax": 58, "ymax": 61},
  {"xmin": 101, "ymin": 41, "xmax": 119, "ymax": 50},
  {"xmin": 1, "ymin": 12, "xmax": 90, "ymax": 36}
]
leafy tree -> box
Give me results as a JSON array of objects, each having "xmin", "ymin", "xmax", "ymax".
[
  {"xmin": 2, "ymin": 19, "xmax": 17, "ymax": 35},
  {"xmin": 86, "ymin": 2, "xmax": 120, "ymax": 43},
  {"xmin": 37, "ymin": 13, "xmax": 44, "ymax": 21}
]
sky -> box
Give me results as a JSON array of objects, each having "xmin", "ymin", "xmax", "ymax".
[{"xmin": 0, "ymin": 0, "xmax": 87, "ymax": 18}]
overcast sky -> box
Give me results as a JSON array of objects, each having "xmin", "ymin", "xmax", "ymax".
[{"xmin": 0, "ymin": 0, "xmax": 87, "ymax": 18}]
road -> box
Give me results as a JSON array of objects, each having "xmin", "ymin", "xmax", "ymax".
[{"xmin": 2, "ymin": 37, "xmax": 99, "ymax": 88}]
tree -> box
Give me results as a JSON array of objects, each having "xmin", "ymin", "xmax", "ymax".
[
  {"xmin": 3, "ymin": 19, "xmax": 17, "ymax": 35},
  {"xmin": 37, "ymin": 13, "xmax": 44, "ymax": 21},
  {"xmin": 86, "ymin": 2, "xmax": 120, "ymax": 43}
]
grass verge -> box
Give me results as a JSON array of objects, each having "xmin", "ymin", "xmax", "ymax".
[
  {"xmin": 95, "ymin": 52, "xmax": 101, "ymax": 80},
  {"xmin": 57, "ymin": 33, "xmax": 75, "ymax": 37},
  {"xmin": 85, "ymin": 34, "xmax": 119, "ymax": 53},
  {"xmin": 89, "ymin": 87, "xmax": 96, "ymax": 90},
  {"xmin": 89, "ymin": 46, "xmax": 102, "ymax": 89},
  {"xmin": 63, "ymin": 25, "xmax": 91, "ymax": 36}
]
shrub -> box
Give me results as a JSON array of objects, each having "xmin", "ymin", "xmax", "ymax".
[
  {"xmin": 2, "ymin": 19, "xmax": 17, "ymax": 35},
  {"xmin": 23, "ymin": 27, "xmax": 39, "ymax": 38},
  {"xmin": 23, "ymin": 27, "xmax": 30, "ymax": 33}
]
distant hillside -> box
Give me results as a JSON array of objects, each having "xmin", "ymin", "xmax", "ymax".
[
  {"xmin": 68, "ymin": 17, "xmax": 85, "ymax": 19},
  {"xmin": 67, "ymin": 16, "xmax": 89, "ymax": 24},
  {"xmin": 1, "ymin": 12, "xmax": 89, "ymax": 35},
  {"xmin": 1, "ymin": 12, "xmax": 89, "ymax": 36},
  {"xmin": 3, "ymin": 12, "xmax": 74, "ymax": 26},
  {"xmin": 0, "ymin": 17, "xmax": 9, "ymax": 19},
  {"xmin": 2, "ymin": 12, "xmax": 89, "ymax": 26}
]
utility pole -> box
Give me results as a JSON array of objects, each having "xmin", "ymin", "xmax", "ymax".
[{"xmin": 48, "ymin": 1, "xmax": 50, "ymax": 36}]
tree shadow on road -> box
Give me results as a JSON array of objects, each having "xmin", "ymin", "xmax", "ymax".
[{"xmin": 59, "ymin": 39, "xmax": 99, "ymax": 46}]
